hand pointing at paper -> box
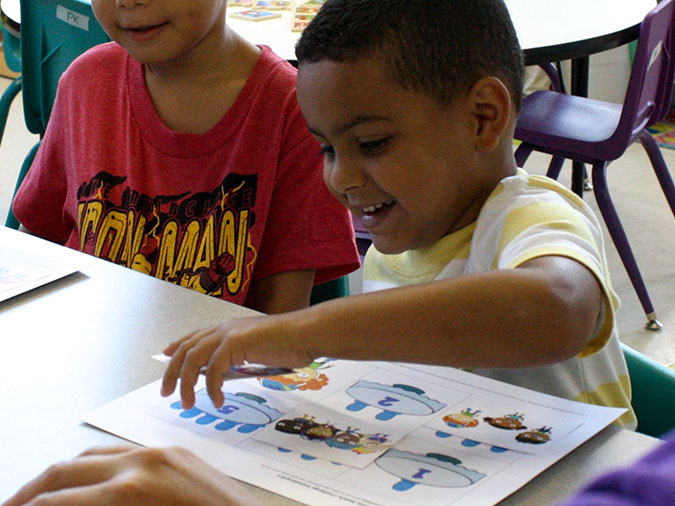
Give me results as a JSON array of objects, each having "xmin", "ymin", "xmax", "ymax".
[{"xmin": 160, "ymin": 314, "xmax": 315, "ymax": 410}]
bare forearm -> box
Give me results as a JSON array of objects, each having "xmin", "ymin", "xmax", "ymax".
[
  {"xmin": 297, "ymin": 257, "xmax": 601, "ymax": 369},
  {"xmin": 161, "ymin": 256, "xmax": 603, "ymax": 409}
]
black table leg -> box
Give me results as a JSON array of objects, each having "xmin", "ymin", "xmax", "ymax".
[{"xmin": 570, "ymin": 56, "xmax": 590, "ymax": 198}]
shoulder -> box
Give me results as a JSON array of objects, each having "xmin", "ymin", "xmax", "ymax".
[
  {"xmin": 479, "ymin": 170, "xmax": 598, "ymax": 227},
  {"xmin": 255, "ymin": 46, "xmax": 297, "ymax": 82},
  {"xmin": 469, "ymin": 169, "xmax": 606, "ymax": 268},
  {"xmin": 248, "ymin": 46, "xmax": 298, "ymax": 101},
  {"xmin": 238, "ymin": 46, "xmax": 314, "ymax": 151},
  {"xmin": 61, "ymin": 42, "xmax": 127, "ymax": 84}
]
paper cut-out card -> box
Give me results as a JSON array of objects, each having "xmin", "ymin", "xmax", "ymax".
[
  {"xmin": 426, "ymin": 391, "xmax": 586, "ymax": 454},
  {"xmin": 253, "ymin": 357, "xmax": 366, "ymax": 401},
  {"xmin": 0, "ymin": 248, "xmax": 82, "ymax": 302},
  {"xmin": 253, "ymin": 404, "xmax": 405, "ymax": 468},
  {"xmin": 239, "ymin": 438, "xmax": 348, "ymax": 479},
  {"xmin": 150, "ymin": 381, "xmax": 298, "ymax": 445},
  {"xmin": 314, "ymin": 367, "xmax": 471, "ymax": 433},
  {"xmin": 83, "ymin": 360, "xmax": 626, "ymax": 506}
]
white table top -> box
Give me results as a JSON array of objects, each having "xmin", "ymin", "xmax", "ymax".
[
  {"xmin": 0, "ymin": 0, "xmax": 19, "ymax": 24},
  {"xmin": 227, "ymin": 0, "xmax": 656, "ymax": 63},
  {"xmin": 0, "ymin": 226, "xmax": 663, "ymax": 504},
  {"xmin": 1, "ymin": 0, "xmax": 655, "ymax": 63}
]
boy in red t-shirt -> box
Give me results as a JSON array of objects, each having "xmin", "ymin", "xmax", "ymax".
[{"xmin": 13, "ymin": 0, "xmax": 359, "ymax": 313}]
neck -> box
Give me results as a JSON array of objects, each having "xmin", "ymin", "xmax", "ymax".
[{"xmin": 145, "ymin": 26, "xmax": 256, "ymax": 86}]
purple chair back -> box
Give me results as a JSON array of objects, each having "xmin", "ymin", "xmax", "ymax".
[{"xmin": 615, "ymin": 0, "xmax": 675, "ymax": 154}]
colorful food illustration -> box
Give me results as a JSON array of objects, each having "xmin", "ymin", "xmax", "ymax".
[
  {"xmin": 274, "ymin": 415, "xmax": 392, "ymax": 454},
  {"xmin": 516, "ymin": 426, "xmax": 552, "ymax": 444},
  {"xmin": 483, "ymin": 412, "xmax": 527, "ymax": 430},
  {"xmin": 258, "ymin": 358, "xmax": 333, "ymax": 392},
  {"xmin": 442, "ymin": 408, "xmax": 482, "ymax": 428}
]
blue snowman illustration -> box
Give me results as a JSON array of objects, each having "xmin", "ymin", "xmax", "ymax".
[
  {"xmin": 345, "ymin": 381, "xmax": 446, "ymax": 420},
  {"xmin": 171, "ymin": 390, "xmax": 282, "ymax": 433},
  {"xmin": 375, "ymin": 449, "xmax": 486, "ymax": 491}
]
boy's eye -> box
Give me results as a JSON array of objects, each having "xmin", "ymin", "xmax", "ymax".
[{"xmin": 359, "ymin": 138, "xmax": 389, "ymax": 155}]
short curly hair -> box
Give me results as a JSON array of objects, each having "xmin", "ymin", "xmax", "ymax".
[{"xmin": 295, "ymin": 0, "xmax": 525, "ymax": 110}]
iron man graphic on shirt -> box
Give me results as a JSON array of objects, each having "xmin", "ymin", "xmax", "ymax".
[{"xmin": 75, "ymin": 171, "xmax": 258, "ymax": 299}]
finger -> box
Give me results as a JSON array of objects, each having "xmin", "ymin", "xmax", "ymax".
[
  {"xmin": 22, "ymin": 483, "xmax": 122, "ymax": 506},
  {"xmin": 178, "ymin": 347, "xmax": 211, "ymax": 410},
  {"xmin": 2, "ymin": 455, "xmax": 118, "ymax": 506},
  {"xmin": 176, "ymin": 336, "xmax": 224, "ymax": 409},
  {"xmin": 162, "ymin": 330, "xmax": 199, "ymax": 356},
  {"xmin": 76, "ymin": 445, "xmax": 137, "ymax": 458},
  {"xmin": 160, "ymin": 331, "xmax": 208, "ymax": 397},
  {"xmin": 204, "ymin": 343, "xmax": 236, "ymax": 408}
]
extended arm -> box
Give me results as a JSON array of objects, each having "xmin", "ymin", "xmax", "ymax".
[
  {"xmin": 300, "ymin": 255, "xmax": 601, "ymax": 367},
  {"xmin": 162, "ymin": 255, "xmax": 602, "ymax": 408}
]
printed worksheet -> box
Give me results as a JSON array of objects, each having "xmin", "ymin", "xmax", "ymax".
[
  {"xmin": 83, "ymin": 359, "xmax": 625, "ymax": 506},
  {"xmin": 0, "ymin": 247, "xmax": 82, "ymax": 302}
]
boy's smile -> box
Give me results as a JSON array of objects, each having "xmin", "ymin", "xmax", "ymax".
[
  {"xmin": 297, "ymin": 57, "xmax": 496, "ymax": 254},
  {"xmin": 92, "ymin": 0, "xmax": 228, "ymax": 68},
  {"xmin": 121, "ymin": 22, "xmax": 168, "ymax": 43}
]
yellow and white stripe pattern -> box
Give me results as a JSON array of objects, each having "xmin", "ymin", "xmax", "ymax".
[{"xmin": 363, "ymin": 169, "xmax": 636, "ymax": 429}]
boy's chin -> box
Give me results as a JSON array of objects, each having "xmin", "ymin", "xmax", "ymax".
[{"xmin": 369, "ymin": 236, "xmax": 412, "ymax": 256}]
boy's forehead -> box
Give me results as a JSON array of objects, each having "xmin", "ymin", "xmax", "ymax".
[
  {"xmin": 298, "ymin": 55, "xmax": 390, "ymax": 85},
  {"xmin": 297, "ymin": 58, "xmax": 399, "ymax": 126}
]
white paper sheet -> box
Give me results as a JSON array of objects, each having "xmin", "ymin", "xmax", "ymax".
[
  {"xmin": 0, "ymin": 247, "xmax": 82, "ymax": 302},
  {"xmin": 83, "ymin": 359, "xmax": 625, "ymax": 506}
]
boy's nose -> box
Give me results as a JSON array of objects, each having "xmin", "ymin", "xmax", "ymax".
[{"xmin": 325, "ymin": 156, "xmax": 367, "ymax": 194}]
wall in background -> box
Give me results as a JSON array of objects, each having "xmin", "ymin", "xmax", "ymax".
[{"xmin": 559, "ymin": 45, "xmax": 632, "ymax": 104}]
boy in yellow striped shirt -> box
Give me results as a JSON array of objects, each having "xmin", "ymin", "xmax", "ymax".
[{"xmin": 162, "ymin": 0, "xmax": 635, "ymax": 429}]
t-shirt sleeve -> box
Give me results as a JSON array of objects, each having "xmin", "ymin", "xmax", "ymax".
[
  {"xmin": 489, "ymin": 194, "xmax": 619, "ymax": 356},
  {"xmin": 252, "ymin": 111, "xmax": 359, "ymax": 285},
  {"xmin": 12, "ymin": 81, "xmax": 72, "ymax": 244}
]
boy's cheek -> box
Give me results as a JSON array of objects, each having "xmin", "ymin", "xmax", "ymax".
[{"xmin": 322, "ymin": 168, "xmax": 338, "ymax": 195}]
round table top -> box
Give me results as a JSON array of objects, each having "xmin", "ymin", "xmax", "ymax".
[
  {"xmin": 0, "ymin": 0, "xmax": 19, "ymax": 24},
  {"xmin": 507, "ymin": 0, "xmax": 656, "ymax": 64},
  {"xmin": 0, "ymin": 0, "xmax": 655, "ymax": 64},
  {"xmin": 226, "ymin": 0, "xmax": 655, "ymax": 63}
]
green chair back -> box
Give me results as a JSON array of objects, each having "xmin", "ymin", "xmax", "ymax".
[
  {"xmin": 622, "ymin": 343, "xmax": 675, "ymax": 438},
  {"xmin": 310, "ymin": 276, "xmax": 350, "ymax": 305},
  {"xmin": 4, "ymin": 0, "xmax": 109, "ymax": 228},
  {"xmin": 1, "ymin": 19, "xmax": 21, "ymax": 72},
  {"xmin": 20, "ymin": 0, "xmax": 109, "ymax": 134}
]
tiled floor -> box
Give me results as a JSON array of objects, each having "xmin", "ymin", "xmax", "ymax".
[{"xmin": 1, "ymin": 77, "xmax": 674, "ymax": 367}]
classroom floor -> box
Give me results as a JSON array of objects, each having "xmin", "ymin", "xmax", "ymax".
[{"xmin": 1, "ymin": 76, "xmax": 673, "ymax": 368}]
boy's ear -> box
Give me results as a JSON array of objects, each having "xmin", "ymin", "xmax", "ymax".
[{"xmin": 466, "ymin": 76, "xmax": 513, "ymax": 152}]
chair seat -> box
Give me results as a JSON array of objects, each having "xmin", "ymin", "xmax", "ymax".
[
  {"xmin": 516, "ymin": 91, "xmax": 623, "ymax": 160},
  {"xmin": 513, "ymin": 0, "xmax": 675, "ymax": 331}
]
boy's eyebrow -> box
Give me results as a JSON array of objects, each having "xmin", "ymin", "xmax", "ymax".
[{"xmin": 310, "ymin": 115, "xmax": 391, "ymax": 138}]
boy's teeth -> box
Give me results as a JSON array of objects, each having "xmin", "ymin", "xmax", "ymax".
[{"xmin": 362, "ymin": 201, "xmax": 393, "ymax": 213}]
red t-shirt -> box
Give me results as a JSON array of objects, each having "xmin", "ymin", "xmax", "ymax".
[{"xmin": 14, "ymin": 43, "xmax": 359, "ymax": 307}]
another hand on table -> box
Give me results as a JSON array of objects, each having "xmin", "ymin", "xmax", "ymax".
[
  {"xmin": 1, "ymin": 446, "xmax": 259, "ymax": 506},
  {"xmin": 161, "ymin": 314, "xmax": 314, "ymax": 409}
]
